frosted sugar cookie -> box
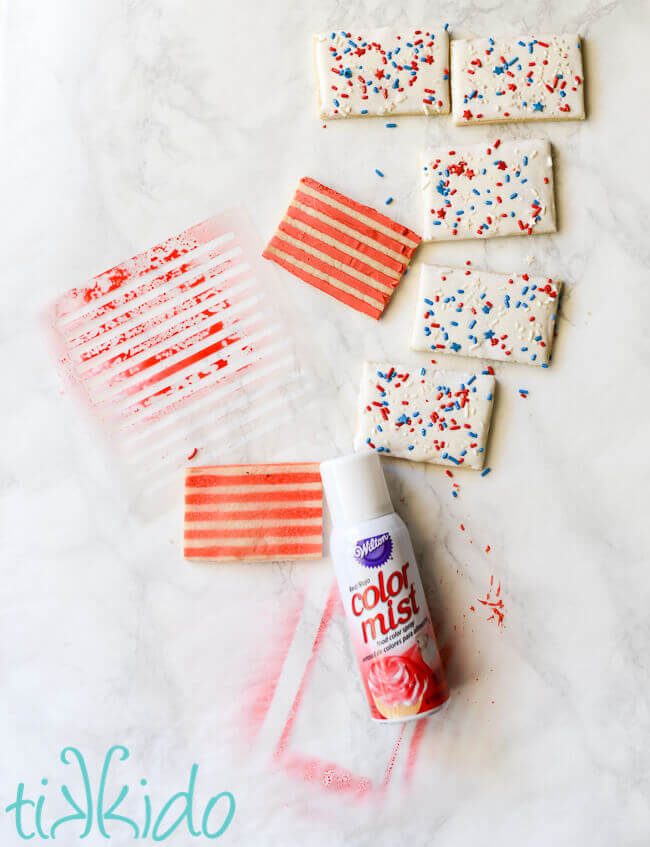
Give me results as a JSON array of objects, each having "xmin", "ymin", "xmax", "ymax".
[
  {"xmin": 451, "ymin": 34, "xmax": 585, "ymax": 124},
  {"xmin": 411, "ymin": 264, "xmax": 561, "ymax": 366},
  {"xmin": 263, "ymin": 177, "xmax": 421, "ymax": 319},
  {"xmin": 421, "ymin": 138, "xmax": 556, "ymax": 241},
  {"xmin": 354, "ymin": 361, "xmax": 495, "ymax": 469},
  {"xmin": 314, "ymin": 28, "xmax": 450, "ymax": 118},
  {"xmin": 184, "ymin": 463, "xmax": 323, "ymax": 562}
]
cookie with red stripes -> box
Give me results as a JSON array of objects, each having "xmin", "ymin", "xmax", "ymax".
[
  {"xmin": 184, "ymin": 463, "xmax": 323, "ymax": 562},
  {"xmin": 263, "ymin": 177, "xmax": 421, "ymax": 319}
]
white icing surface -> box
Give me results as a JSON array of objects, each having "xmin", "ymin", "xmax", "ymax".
[
  {"xmin": 354, "ymin": 360, "xmax": 495, "ymax": 469},
  {"xmin": 314, "ymin": 28, "xmax": 450, "ymax": 119},
  {"xmin": 451, "ymin": 34, "xmax": 585, "ymax": 124},
  {"xmin": 411, "ymin": 264, "xmax": 562, "ymax": 366},
  {"xmin": 421, "ymin": 138, "xmax": 556, "ymax": 242}
]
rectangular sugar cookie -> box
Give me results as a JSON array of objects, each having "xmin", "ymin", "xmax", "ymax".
[
  {"xmin": 421, "ymin": 138, "xmax": 556, "ymax": 241},
  {"xmin": 314, "ymin": 28, "xmax": 450, "ymax": 119},
  {"xmin": 411, "ymin": 264, "xmax": 561, "ymax": 366},
  {"xmin": 263, "ymin": 176, "xmax": 421, "ymax": 319},
  {"xmin": 451, "ymin": 34, "xmax": 585, "ymax": 125},
  {"xmin": 353, "ymin": 361, "xmax": 495, "ymax": 469},
  {"xmin": 184, "ymin": 463, "xmax": 323, "ymax": 562}
]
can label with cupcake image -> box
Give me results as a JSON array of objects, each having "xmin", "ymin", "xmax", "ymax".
[
  {"xmin": 338, "ymin": 517, "xmax": 449, "ymax": 722},
  {"xmin": 320, "ymin": 453, "xmax": 449, "ymax": 723}
]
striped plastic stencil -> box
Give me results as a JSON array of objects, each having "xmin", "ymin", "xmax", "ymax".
[
  {"xmin": 48, "ymin": 209, "xmax": 315, "ymax": 506},
  {"xmin": 263, "ymin": 177, "xmax": 421, "ymax": 319},
  {"xmin": 184, "ymin": 463, "xmax": 323, "ymax": 562}
]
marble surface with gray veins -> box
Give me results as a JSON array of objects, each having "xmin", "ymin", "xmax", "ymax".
[{"xmin": 1, "ymin": 1, "xmax": 649, "ymax": 845}]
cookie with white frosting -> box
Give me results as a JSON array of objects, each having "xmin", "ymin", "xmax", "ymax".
[
  {"xmin": 421, "ymin": 138, "xmax": 556, "ymax": 241},
  {"xmin": 314, "ymin": 28, "xmax": 450, "ymax": 119},
  {"xmin": 411, "ymin": 264, "xmax": 562, "ymax": 366},
  {"xmin": 451, "ymin": 34, "xmax": 585, "ymax": 124},
  {"xmin": 354, "ymin": 361, "xmax": 495, "ymax": 469}
]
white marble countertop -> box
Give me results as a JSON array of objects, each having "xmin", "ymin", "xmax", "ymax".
[{"xmin": 2, "ymin": 1, "xmax": 650, "ymax": 844}]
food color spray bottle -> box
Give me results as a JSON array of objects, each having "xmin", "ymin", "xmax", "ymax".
[{"xmin": 320, "ymin": 452, "xmax": 449, "ymax": 722}]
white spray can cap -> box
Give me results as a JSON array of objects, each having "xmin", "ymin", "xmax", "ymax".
[{"xmin": 320, "ymin": 452, "xmax": 393, "ymax": 525}]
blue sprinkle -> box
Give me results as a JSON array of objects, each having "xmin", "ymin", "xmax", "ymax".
[
  {"xmin": 481, "ymin": 467, "xmax": 491, "ymax": 477},
  {"xmin": 385, "ymin": 122, "xmax": 397, "ymax": 128},
  {"xmin": 385, "ymin": 197, "xmax": 394, "ymax": 205},
  {"xmin": 375, "ymin": 169, "xmax": 384, "ymax": 177}
]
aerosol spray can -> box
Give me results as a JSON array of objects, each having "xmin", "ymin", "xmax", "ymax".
[{"xmin": 320, "ymin": 452, "xmax": 449, "ymax": 722}]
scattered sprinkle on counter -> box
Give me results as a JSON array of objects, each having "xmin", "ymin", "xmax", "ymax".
[{"xmin": 477, "ymin": 575, "xmax": 505, "ymax": 626}]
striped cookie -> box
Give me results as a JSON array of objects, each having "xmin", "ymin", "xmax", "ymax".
[
  {"xmin": 184, "ymin": 463, "xmax": 323, "ymax": 562},
  {"xmin": 263, "ymin": 177, "xmax": 421, "ymax": 319}
]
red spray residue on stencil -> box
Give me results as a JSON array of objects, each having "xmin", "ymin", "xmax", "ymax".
[
  {"xmin": 241, "ymin": 590, "xmax": 306, "ymax": 743},
  {"xmin": 47, "ymin": 209, "xmax": 303, "ymax": 495},
  {"xmin": 381, "ymin": 725, "xmax": 405, "ymax": 790},
  {"xmin": 254, "ymin": 581, "xmax": 411, "ymax": 801},
  {"xmin": 404, "ymin": 718, "xmax": 427, "ymax": 785},
  {"xmin": 274, "ymin": 584, "xmax": 341, "ymax": 762},
  {"xmin": 273, "ymin": 584, "xmax": 378, "ymax": 798},
  {"xmin": 281, "ymin": 753, "xmax": 370, "ymax": 798}
]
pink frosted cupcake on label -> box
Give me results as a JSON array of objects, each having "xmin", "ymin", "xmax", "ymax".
[{"xmin": 367, "ymin": 655, "xmax": 430, "ymax": 720}]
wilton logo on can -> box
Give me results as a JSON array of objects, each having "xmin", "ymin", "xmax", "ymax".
[{"xmin": 354, "ymin": 532, "xmax": 393, "ymax": 568}]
